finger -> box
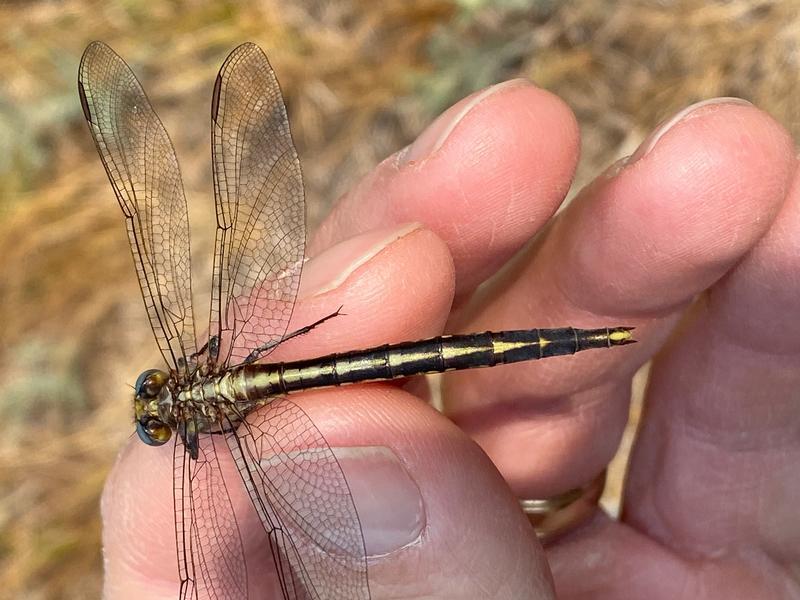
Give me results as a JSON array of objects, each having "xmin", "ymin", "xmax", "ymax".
[
  {"xmin": 283, "ymin": 223, "xmax": 457, "ymax": 358},
  {"xmin": 551, "ymin": 515, "xmax": 795, "ymax": 599},
  {"xmin": 443, "ymin": 99, "xmax": 796, "ymax": 498},
  {"xmin": 297, "ymin": 388, "xmax": 552, "ymax": 599},
  {"xmin": 310, "ymin": 79, "xmax": 581, "ymax": 297},
  {"xmin": 622, "ymin": 165, "xmax": 800, "ymax": 563},
  {"xmin": 549, "ymin": 144, "xmax": 800, "ymax": 600},
  {"xmin": 546, "ymin": 514, "xmax": 701, "ymax": 599},
  {"xmin": 103, "ymin": 389, "xmax": 552, "ymax": 599},
  {"xmin": 103, "ymin": 226, "xmax": 552, "ymax": 598}
]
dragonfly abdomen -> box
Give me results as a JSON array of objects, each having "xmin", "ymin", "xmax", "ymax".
[{"xmin": 234, "ymin": 327, "xmax": 633, "ymax": 399}]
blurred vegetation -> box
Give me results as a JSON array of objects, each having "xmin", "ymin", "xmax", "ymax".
[{"xmin": 2, "ymin": 0, "xmax": 800, "ymax": 598}]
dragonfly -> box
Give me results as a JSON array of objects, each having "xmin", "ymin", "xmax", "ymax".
[{"xmin": 78, "ymin": 41, "xmax": 634, "ymax": 600}]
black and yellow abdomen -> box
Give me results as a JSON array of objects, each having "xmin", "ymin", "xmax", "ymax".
[{"xmin": 231, "ymin": 327, "xmax": 634, "ymax": 403}]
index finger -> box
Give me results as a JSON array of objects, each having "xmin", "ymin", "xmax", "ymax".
[{"xmin": 310, "ymin": 79, "xmax": 581, "ymax": 297}]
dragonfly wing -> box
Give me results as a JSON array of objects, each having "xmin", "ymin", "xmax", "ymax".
[
  {"xmin": 225, "ymin": 399, "xmax": 370, "ymax": 600},
  {"xmin": 209, "ymin": 42, "xmax": 305, "ymax": 368},
  {"xmin": 175, "ymin": 434, "xmax": 248, "ymax": 600},
  {"xmin": 78, "ymin": 41, "xmax": 197, "ymax": 374}
]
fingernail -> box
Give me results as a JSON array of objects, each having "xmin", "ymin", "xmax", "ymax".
[
  {"xmin": 333, "ymin": 446, "xmax": 425, "ymax": 556},
  {"xmin": 398, "ymin": 79, "xmax": 531, "ymax": 166},
  {"xmin": 258, "ymin": 446, "xmax": 425, "ymax": 556},
  {"xmin": 627, "ymin": 97, "xmax": 752, "ymax": 164},
  {"xmin": 299, "ymin": 223, "xmax": 422, "ymax": 298}
]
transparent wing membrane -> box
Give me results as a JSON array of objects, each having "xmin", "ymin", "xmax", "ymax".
[
  {"xmin": 225, "ymin": 400, "xmax": 369, "ymax": 600},
  {"xmin": 174, "ymin": 436, "xmax": 248, "ymax": 600},
  {"xmin": 78, "ymin": 41, "xmax": 197, "ymax": 374},
  {"xmin": 81, "ymin": 41, "xmax": 370, "ymax": 600},
  {"xmin": 210, "ymin": 42, "xmax": 306, "ymax": 368}
]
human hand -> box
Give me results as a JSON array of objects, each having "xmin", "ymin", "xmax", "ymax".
[{"xmin": 102, "ymin": 80, "xmax": 798, "ymax": 599}]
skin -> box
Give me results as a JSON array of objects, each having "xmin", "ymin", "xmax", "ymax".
[{"xmin": 102, "ymin": 80, "xmax": 800, "ymax": 599}]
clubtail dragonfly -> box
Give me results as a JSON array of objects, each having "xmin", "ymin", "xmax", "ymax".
[{"xmin": 78, "ymin": 41, "xmax": 633, "ymax": 600}]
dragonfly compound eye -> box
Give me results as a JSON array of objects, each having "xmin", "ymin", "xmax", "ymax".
[
  {"xmin": 134, "ymin": 369, "xmax": 168, "ymax": 399},
  {"xmin": 136, "ymin": 418, "xmax": 172, "ymax": 446}
]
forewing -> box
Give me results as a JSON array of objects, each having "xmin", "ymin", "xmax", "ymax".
[
  {"xmin": 226, "ymin": 399, "xmax": 370, "ymax": 600},
  {"xmin": 209, "ymin": 42, "xmax": 305, "ymax": 368},
  {"xmin": 78, "ymin": 41, "xmax": 197, "ymax": 374},
  {"xmin": 174, "ymin": 435, "xmax": 248, "ymax": 600}
]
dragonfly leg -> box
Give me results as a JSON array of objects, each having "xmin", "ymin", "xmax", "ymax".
[
  {"xmin": 242, "ymin": 306, "xmax": 344, "ymax": 364},
  {"xmin": 187, "ymin": 335, "xmax": 224, "ymax": 367},
  {"xmin": 189, "ymin": 338, "xmax": 211, "ymax": 361}
]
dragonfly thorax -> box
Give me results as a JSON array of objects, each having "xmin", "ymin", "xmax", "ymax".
[{"xmin": 133, "ymin": 367, "xmax": 240, "ymax": 457}]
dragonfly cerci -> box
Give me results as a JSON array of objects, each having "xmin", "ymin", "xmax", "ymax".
[{"xmin": 78, "ymin": 40, "xmax": 634, "ymax": 600}]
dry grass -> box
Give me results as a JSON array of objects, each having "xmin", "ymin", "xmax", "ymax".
[{"xmin": 2, "ymin": 1, "xmax": 799, "ymax": 597}]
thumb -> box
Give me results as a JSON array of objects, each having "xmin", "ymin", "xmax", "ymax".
[{"xmin": 101, "ymin": 388, "xmax": 553, "ymax": 599}]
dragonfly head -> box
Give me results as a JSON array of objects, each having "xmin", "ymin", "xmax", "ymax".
[{"xmin": 133, "ymin": 369, "xmax": 173, "ymax": 447}]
